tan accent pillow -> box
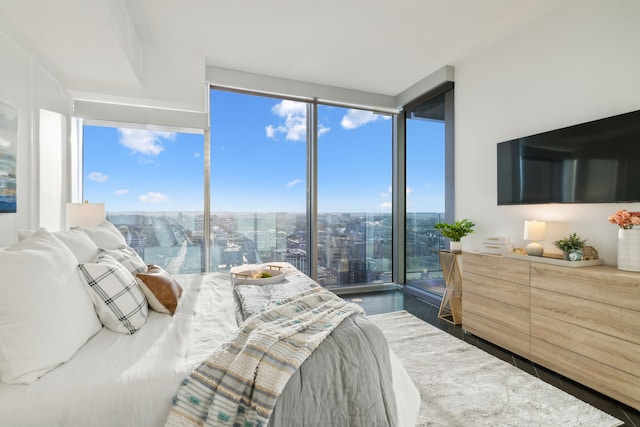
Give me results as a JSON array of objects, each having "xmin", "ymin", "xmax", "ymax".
[{"xmin": 135, "ymin": 265, "xmax": 182, "ymax": 315}]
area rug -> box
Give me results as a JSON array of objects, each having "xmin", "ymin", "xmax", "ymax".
[{"xmin": 368, "ymin": 310, "xmax": 623, "ymax": 427}]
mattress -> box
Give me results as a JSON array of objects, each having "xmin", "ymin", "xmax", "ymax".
[{"xmin": 0, "ymin": 270, "xmax": 420, "ymax": 426}]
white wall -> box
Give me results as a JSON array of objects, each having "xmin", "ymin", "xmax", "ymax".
[
  {"xmin": 455, "ymin": 0, "xmax": 640, "ymax": 265},
  {"xmin": 0, "ymin": 28, "xmax": 71, "ymax": 246}
]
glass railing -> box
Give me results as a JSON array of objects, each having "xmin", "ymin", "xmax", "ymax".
[
  {"xmin": 108, "ymin": 210, "xmax": 443, "ymax": 295},
  {"xmin": 107, "ymin": 212, "xmax": 205, "ymax": 275},
  {"xmin": 405, "ymin": 212, "xmax": 446, "ymax": 296}
]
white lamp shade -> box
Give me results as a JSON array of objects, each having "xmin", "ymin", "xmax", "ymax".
[
  {"xmin": 66, "ymin": 203, "xmax": 106, "ymax": 228},
  {"xmin": 523, "ymin": 220, "xmax": 546, "ymax": 241}
]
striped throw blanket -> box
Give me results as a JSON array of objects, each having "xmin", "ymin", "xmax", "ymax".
[{"xmin": 165, "ymin": 286, "xmax": 364, "ymax": 427}]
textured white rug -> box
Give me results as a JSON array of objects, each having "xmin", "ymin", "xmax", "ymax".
[{"xmin": 369, "ymin": 310, "xmax": 623, "ymax": 427}]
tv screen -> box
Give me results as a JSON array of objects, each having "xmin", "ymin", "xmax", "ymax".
[{"xmin": 497, "ymin": 109, "xmax": 640, "ymax": 205}]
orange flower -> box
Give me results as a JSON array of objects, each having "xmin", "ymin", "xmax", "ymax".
[{"xmin": 609, "ymin": 209, "xmax": 640, "ymax": 229}]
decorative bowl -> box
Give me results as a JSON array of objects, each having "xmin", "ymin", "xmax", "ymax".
[{"xmin": 232, "ymin": 266, "xmax": 286, "ymax": 285}]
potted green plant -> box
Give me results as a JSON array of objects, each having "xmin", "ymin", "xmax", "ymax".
[
  {"xmin": 553, "ymin": 233, "xmax": 587, "ymax": 260},
  {"xmin": 435, "ymin": 219, "xmax": 475, "ymax": 252}
]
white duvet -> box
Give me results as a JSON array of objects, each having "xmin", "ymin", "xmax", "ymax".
[{"xmin": 0, "ymin": 271, "xmax": 419, "ymax": 427}]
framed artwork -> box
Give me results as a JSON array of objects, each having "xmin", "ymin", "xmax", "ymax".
[{"xmin": 0, "ymin": 100, "xmax": 18, "ymax": 213}]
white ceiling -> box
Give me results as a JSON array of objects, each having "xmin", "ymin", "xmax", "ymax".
[{"xmin": 0, "ymin": 0, "xmax": 567, "ymax": 110}]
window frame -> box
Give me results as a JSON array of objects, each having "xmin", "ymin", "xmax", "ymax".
[
  {"xmin": 74, "ymin": 82, "xmax": 454, "ymax": 294},
  {"xmin": 209, "ymin": 87, "xmax": 396, "ymax": 288},
  {"xmin": 400, "ymin": 82, "xmax": 455, "ymax": 302}
]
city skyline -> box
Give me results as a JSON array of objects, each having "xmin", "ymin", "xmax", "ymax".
[{"xmin": 104, "ymin": 209, "xmax": 445, "ymax": 289}]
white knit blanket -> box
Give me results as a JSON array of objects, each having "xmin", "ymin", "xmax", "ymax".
[{"xmin": 165, "ymin": 287, "xmax": 364, "ymax": 427}]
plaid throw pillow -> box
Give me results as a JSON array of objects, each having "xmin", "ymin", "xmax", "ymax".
[
  {"xmin": 78, "ymin": 253, "xmax": 148, "ymax": 334},
  {"xmin": 99, "ymin": 246, "xmax": 147, "ymax": 275}
]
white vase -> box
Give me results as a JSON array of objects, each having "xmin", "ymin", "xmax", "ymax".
[
  {"xmin": 617, "ymin": 229, "xmax": 640, "ymax": 272},
  {"xmin": 449, "ymin": 241, "xmax": 462, "ymax": 252}
]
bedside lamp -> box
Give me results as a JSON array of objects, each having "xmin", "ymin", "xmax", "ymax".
[
  {"xmin": 66, "ymin": 201, "xmax": 106, "ymax": 228},
  {"xmin": 524, "ymin": 220, "xmax": 546, "ymax": 256}
]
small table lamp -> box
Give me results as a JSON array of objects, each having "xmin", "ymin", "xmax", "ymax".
[
  {"xmin": 524, "ymin": 220, "xmax": 546, "ymax": 256},
  {"xmin": 66, "ymin": 202, "xmax": 106, "ymax": 228}
]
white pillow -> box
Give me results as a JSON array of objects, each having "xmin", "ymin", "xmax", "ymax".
[
  {"xmin": 0, "ymin": 228, "xmax": 102, "ymax": 384},
  {"xmin": 73, "ymin": 221, "xmax": 127, "ymax": 249},
  {"xmin": 53, "ymin": 229, "xmax": 100, "ymax": 263},
  {"xmin": 99, "ymin": 246, "xmax": 147, "ymax": 275},
  {"xmin": 18, "ymin": 228, "xmax": 101, "ymax": 263},
  {"xmin": 78, "ymin": 252, "xmax": 148, "ymax": 334}
]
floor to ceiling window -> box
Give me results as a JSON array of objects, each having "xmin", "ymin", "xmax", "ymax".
[
  {"xmin": 403, "ymin": 86, "xmax": 454, "ymax": 297},
  {"xmin": 316, "ymin": 105, "xmax": 392, "ymax": 286},
  {"xmin": 209, "ymin": 88, "xmax": 393, "ymax": 287},
  {"xmin": 80, "ymin": 84, "xmax": 453, "ymax": 296},
  {"xmin": 82, "ymin": 124, "xmax": 205, "ymax": 274},
  {"xmin": 209, "ymin": 90, "xmax": 308, "ymax": 274}
]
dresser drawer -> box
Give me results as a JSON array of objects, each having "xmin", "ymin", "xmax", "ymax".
[
  {"xmin": 463, "ymin": 271, "xmax": 529, "ymax": 310},
  {"xmin": 463, "ymin": 252, "xmax": 529, "ymax": 285},
  {"xmin": 531, "ymin": 312, "xmax": 640, "ymax": 377},
  {"xmin": 530, "ymin": 287, "xmax": 640, "ymax": 345},
  {"xmin": 531, "ymin": 337, "xmax": 640, "ymax": 410},
  {"xmin": 462, "ymin": 252, "xmax": 499, "ymax": 276},
  {"xmin": 530, "ymin": 263, "xmax": 640, "ymax": 311},
  {"xmin": 463, "ymin": 297, "xmax": 529, "ymax": 358}
]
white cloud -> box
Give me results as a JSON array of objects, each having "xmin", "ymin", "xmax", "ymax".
[
  {"xmin": 114, "ymin": 189, "xmax": 129, "ymax": 196},
  {"xmin": 266, "ymin": 100, "xmax": 331, "ymax": 141},
  {"xmin": 341, "ymin": 109, "xmax": 390, "ymax": 130},
  {"xmin": 285, "ymin": 178, "xmax": 303, "ymax": 188},
  {"xmin": 272, "ymin": 100, "xmax": 306, "ymax": 116},
  {"xmin": 380, "ymin": 186, "xmax": 416, "ymax": 209},
  {"xmin": 88, "ymin": 171, "xmax": 108, "ymax": 183},
  {"xmin": 118, "ymin": 129, "xmax": 176, "ymax": 156},
  {"xmin": 318, "ymin": 125, "xmax": 331, "ymax": 137},
  {"xmin": 269, "ymin": 100, "xmax": 306, "ymax": 141},
  {"xmin": 138, "ymin": 192, "xmax": 169, "ymax": 203},
  {"xmin": 265, "ymin": 124, "xmax": 277, "ymax": 139}
]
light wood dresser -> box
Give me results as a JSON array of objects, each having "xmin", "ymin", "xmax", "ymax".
[{"xmin": 461, "ymin": 251, "xmax": 640, "ymax": 410}]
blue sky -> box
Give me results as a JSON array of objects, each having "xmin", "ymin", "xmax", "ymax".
[
  {"xmin": 84, "ymin": 90, "xmax": 445, "ymax": 213},
  {"xmin": 83, "ymin": 126, "xmax": 204, "ymax": 211}
]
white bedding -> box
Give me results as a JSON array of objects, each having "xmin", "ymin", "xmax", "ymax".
[{"xmin": 0, "ymin": 271, "xmax": 419, "ymax": 427}]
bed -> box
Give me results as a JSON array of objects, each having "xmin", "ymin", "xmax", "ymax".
[{"xmin": 0, "ymin": 224, "xmax": 420, "ymax": 426}]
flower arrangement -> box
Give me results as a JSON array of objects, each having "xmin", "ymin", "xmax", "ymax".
[{"xmin": 608, "ymin": 209, "xmax": 640, "ymax": 229}]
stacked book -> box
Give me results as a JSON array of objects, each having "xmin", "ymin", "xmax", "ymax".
[{"xmin": 479, "ymin": 236, "xmax": 512, "ymax": 255}]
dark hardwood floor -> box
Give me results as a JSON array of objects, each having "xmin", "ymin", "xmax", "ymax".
[{"xmin": 347, "ymin": 289, "xmax": 640, "ymax": 427}]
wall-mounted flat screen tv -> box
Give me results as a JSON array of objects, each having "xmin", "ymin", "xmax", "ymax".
[{"xmin": 497, "ymin": 109, "xmax": 640, "ymax": 205}]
